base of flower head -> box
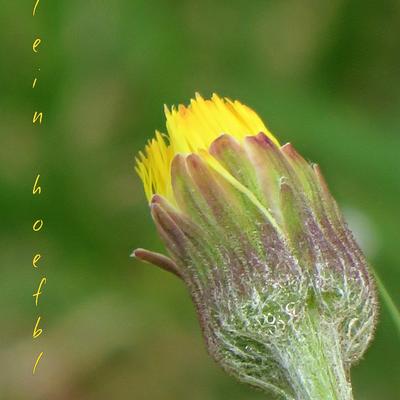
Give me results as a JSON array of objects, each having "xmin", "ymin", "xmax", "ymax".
[{"xmin": 215, "ymin": 305, "xmax": 354, "ymax": 400}]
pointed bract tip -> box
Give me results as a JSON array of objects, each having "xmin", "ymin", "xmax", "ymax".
[
  {"xmin": 185, "ymin": 152, "xmax": 204, "ymax": 171},
  {"xmin": 281, "ymin": 142, "xmax": 301, "ymax": 159},
  {"xmin": 132, "ymin": 248, "xmax": 182, "ymax": 279},
  {"xmin": 171, "ymin": 152, "xmax": 186, "ymax": 167},
  {"xmin": 151, "ymin": 194, "xmax": 163, "ymax": 205},
  {"xmin": 209, "ymin": 134, "xmax": 239, "ymax": 157},
  {"xmin": 245, "ymin": 132, "xmax": 276, "ymax": 149}
]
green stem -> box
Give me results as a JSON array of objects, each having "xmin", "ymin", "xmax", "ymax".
[
  {"xmin": 373, "ymin": 270, "xmax": 400, "ymax": 338},
  {"xmin": 279, "ymin": 311, "xmax": 353, "ymax": 400}
]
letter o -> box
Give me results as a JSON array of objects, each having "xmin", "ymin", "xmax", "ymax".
[{"xmin": 33, "ymin": 219, "xmax": 44, "ymax": 232}]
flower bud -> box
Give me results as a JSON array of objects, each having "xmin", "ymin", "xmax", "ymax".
[{"xmin": 134, "ymin": 94, "xmax": 378, "ymax": 399}]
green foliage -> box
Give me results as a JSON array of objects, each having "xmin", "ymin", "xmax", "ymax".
[{"xmin": 1, "ymin": 1, "xmax": 399, "ymax": 399}]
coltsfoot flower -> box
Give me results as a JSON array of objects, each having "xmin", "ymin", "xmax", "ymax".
[{"xmin": 134, "ymin": 94, "xmax": 378, "ymax": 400}]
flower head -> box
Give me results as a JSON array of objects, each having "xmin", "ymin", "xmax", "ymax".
[
  {"xmin": 135, "ymin": 93, "xmax": 278, "ymax": 203},
  {"xmin": 134, "ymin": 94, "xmax": 378, "ymax": 399}
]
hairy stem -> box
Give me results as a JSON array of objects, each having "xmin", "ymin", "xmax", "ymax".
[{"xmin": 279, "ymin": 310, "xmax": 353, "ymax": 400}]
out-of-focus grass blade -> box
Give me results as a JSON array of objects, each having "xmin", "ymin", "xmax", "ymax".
[{"xmin": 374, "ymin": 271, "xmax": 400, "ymax": 338}]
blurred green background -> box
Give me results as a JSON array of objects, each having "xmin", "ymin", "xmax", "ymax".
[{"xmin": 1, "ymin": 1, "xmax": 399, "ymax": 399}]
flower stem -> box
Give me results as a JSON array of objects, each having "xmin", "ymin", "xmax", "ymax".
[{"xmin": 280, "ymin": 310, "xmax": 353, "ymax": 400}]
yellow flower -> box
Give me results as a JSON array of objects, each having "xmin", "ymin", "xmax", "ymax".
[
  {"xmin": 135, "ymin": 93, "xmax": 279, "ymax": 203},
  {"xmin": 133, "ymin": 94, "xmax": 378, "ymax": 399}
]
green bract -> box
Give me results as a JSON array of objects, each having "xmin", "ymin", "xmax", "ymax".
[{"xmin": 135, "ymin": 115, "xmax": 378, "ymax": 399}]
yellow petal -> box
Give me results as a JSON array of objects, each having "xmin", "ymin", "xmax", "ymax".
[{"xmin": 135, "ymin": 93, "xmax": 279, "ymax": 203}]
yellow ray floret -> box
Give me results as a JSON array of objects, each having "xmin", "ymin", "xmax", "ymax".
[{"xmin": 135, "ymin": 93, "xmax": 279, "ymax": 203}]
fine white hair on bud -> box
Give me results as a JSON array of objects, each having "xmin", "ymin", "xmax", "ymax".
[{"xmin": 134, "ymin": 95, "xmax": 378, "ymax": 400}]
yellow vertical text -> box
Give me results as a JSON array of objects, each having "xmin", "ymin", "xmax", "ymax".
[
  {"xmin": 32, "ymin": 38, "xmax": 41, "ymax": 53},
  {"xmin": 33, "ymin": 277, "xmax": 47, "ymax": 306},
  {"xmin": 33, "ymin": 174, "xmax": 41, "ymax": 194},
  {"xmin": 32, "ymin": 351, "xmax": 44, "ymax": 375},
  {"xmin": 32, "ymin": 253, "xmax": 42, "ymax": 268},
  {"xmin": 32, "ymin": 0, "xmax": 40, "ymax": 16},
  {"xmin": 32, "ymin": 111, "xmax": 43, "ymax": 124},
  {"xmin": 32, "ymin": 219, "xmax": 44, "ymax": 232},
  {"xmin": 33, "ymin": 316, "xmax": 43, "ymax": 338}
]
